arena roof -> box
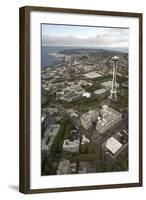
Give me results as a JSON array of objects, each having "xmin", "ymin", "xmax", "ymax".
[{"xmin": 84, "ymin": 71, "xmax": 102, "ymax": 79}]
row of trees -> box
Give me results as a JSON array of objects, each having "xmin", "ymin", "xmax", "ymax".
[
  {"xmin": 70, "ymin": 96, "xmax": 101, "ymax": 110},
  {"xmin": 42, "ymin": 158, "xmax": 58, "ymax": 175},
  {"xmin": 62, "ymin": 142, "xmax": 101, "ymax": 163},
  {"xmin": 50, "ymin": 115, "xmax": 72, "ymax": 156},
  {"xmin": 103, "ymin": 159, "xmax": 128, "ymax": 172},
  {"xmin": 62, "ymin": 151, "xmax": 97, "ymax": 162}
]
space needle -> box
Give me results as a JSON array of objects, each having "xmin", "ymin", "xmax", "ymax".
[{"xmin": 109, "ymin": 56, "xmax": 119, "ymax": 100}]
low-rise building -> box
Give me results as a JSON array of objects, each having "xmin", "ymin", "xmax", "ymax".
[
  {"xmin": 102, "ymin": 132, "xmax": 128, "ymax": 159},
  {"xmin": 81, "ymin": 135, "xmax": 90, "ymax": 145},
  {"xmin": 62, "ymin": 129, "xmax": 80, "ymax": 153},
  {"xmin": 94, "ymin": 88, "xmax": 107, "ymax": 96},
  {"xmin": 78, "ymin": 80, "xmax": 92, "ymax": 86},
  {"xmin": 56, "ymin": 83, "xmax": 85, "ymax": 102},
  {"xmin": 105, "ymin": 136, "xmax": 123, "ymax": 155},
  {"xmin": 84, "ymin": 71, "xmax": 102, "ymax": 79},
  {"xmin": 63, "ymin": 91, "xmax": 82, "ymax": 102},
  {"xmin": 41, "ymin": 124, "xmax": 60, "ymax": 162},
  {"xmin": 41, "ymin": 112, "xmax": 49, "ymax": 135},
  {"xmin": 57, "ymin": 160, "xmax": 71, "ymax": 175},
  {"xmin": 83, "ymin": 64, "xmax": 96, "ymax": 72},
  {"xmin": 63, "ymin": 139, "xmax": 79, "ymax": 153},
  {"xmin": 101, "ymin": 80, "xmax": 119, "ymax": 90},
  {"xmin": 42, "ymin": 124, "xmax": 60, "ymax": 151},
  {"xmin": 82, "ymin": 92, "xmax": 91, "ymax": 98},
  {"xmin": 42, "ymin": 107, "xmax": 58, "ymax": 115}
]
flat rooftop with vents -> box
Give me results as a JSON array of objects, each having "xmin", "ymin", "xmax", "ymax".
[
  {"xmin": 105, "ymin": 136, "xmax": 123, "ymax": 155},
  {"xmin": 96, "ymin": 105, "xmax": 121, "ymax": 134}
]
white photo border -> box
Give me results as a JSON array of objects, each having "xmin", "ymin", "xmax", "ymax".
[{"xmin": 30, "ymin": 10, "xmax": 140, "ymax": 190}]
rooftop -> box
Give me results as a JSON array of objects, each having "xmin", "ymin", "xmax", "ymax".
[
  {"xmin": 81, "ymin": 135, "xmax": 90, "ymax": 144},
  {"xmin": 82, "ymin": 92, "xmax": 91, "ymax": 98},
  {"xmin": 94, "ymin": 88, "xmax": 107, "ymax": 95},
  {"xmin": 84, "ymin": 71, "xmax": 102, "ymax": 79},
  {"xmin": 81, "ymin": 110, "xmax": 99, "ymax": 122},
  {"xmin": 42, "ymin": 124, "xmax": 60, "ymax": 151},
  {"xmin": 63, "ymin": 139, "xmax": 79, "ymax": 148},
  {"xmin": 42, "ymin": 107, "xmax": 58, "ymax": 113},
  {"xmin": 101, "ymin": 81, "xmax": 119, "ymax": 88},
  {"xmin": 105, "ymin": 136, "xmax": 123, "ymax": 154},
  {"xmin": 57, "ymin": 160, "xmax": 70, "ymax": 175},
  {"xmin": 64, "ymin": 91, "xmax": 81, "ymax": 99},
  {"xmin": 96, "ymin": 106, "xmax": 121, "ymax": 129},
  {"xmin": 41, "ymin": 113, "xmax": 46, "ymax": 122},
  {"xmin": 112, "ymin": 56, "xmax": 119, "ymax": 61}
]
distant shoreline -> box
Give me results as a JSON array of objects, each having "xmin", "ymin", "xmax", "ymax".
[{"xmin": 48, "ymin": 53, "xmax": 65, "ymax": 58}]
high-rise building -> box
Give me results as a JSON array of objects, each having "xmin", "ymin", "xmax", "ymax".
[
  {"xmin": 81, "ymin": 110, "xmax": 99, "ymax": 130},
  {"xmin": 109, "ymin": 56, "xmax": 119, "ymax": 100},
  {"xmin": 96, "ymin": 105, "xmax": 121, "ymax": 134}
]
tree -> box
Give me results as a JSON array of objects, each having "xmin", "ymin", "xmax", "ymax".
[
  {"xmin": 117, "ymin": 75, "xmax": 128, "ymax": 87},
  {"xmin": 50, "ymin": 115, "xmax": 72, "ymax": 155},
  {"xmin": 104, "ymin": 162, "xmax": 114, "ymax": 172},
  {"xmin": 96, "ymin": 164, "xmax": 103, "ymax": 172},
  {"xmin": 79, "ymin": 153, "xmax": 96, "ymax": 161}
]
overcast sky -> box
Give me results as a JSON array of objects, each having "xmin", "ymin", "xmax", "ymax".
[{"xmin": 42, "ymin": 24, "xmax": 129, "ymax": 48}]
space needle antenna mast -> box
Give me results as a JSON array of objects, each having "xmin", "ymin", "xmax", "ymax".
[{"xmin": 109, "ymin": 56, "xmax": 119, "ymax": 100}]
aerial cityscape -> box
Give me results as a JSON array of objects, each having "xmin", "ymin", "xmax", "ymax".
[{"xmin": 41, "ymin": 24, "xmax": 129, "ymax": 175}]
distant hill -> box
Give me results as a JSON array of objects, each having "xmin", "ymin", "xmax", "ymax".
[{"xmin": 58, "ymin": 48, "xmax": 127, "ymax": 55}]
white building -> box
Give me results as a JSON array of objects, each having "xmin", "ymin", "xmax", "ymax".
[
  {"xmin": 63, "ymin": 139, "xmax": 79, "ymax": 152},
  {"xmin": 68, "ymin": 84, "xmax": 81, "ymax": 91},
  {"xmin": 94, "ymin": 88, "xmax": 107, "ymax": 95},
  {"xmin": 81, "ymin": 135, "xmax": 90, "ymax": 145},
  {"xmin": 63, "ymin": 91, "xmax": 82, "ymax": 102},
  {"xmin": 81, "ymin": 110, "xmax": 99, "ymax": 130},
  {"xmin": 84, "ymin": 71, "xmax": 102, "ymax": 79},
  {"xmin": 105, "ymin": 136, "xmax": 123, "ymax": 155},
  {"xmin": 82, "ymin": 92, "xmax": 91, "ymax": 98},
  {"xmin": 96, "ymin": 105, "xmax": 121, "ymax": 134},
  {"xmin": 58, "ymin": 84, "xmax": 85, "ymax": 102}
]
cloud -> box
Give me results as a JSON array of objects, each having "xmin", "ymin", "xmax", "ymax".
[{"xmin": 42, "ymin": 28, "xmax": 129, "ymax": 48}]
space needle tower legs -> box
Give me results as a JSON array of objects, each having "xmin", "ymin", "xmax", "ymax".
[{"xmin": 109, "ymin": 56, "xmax": 119, "ymax": 100}]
